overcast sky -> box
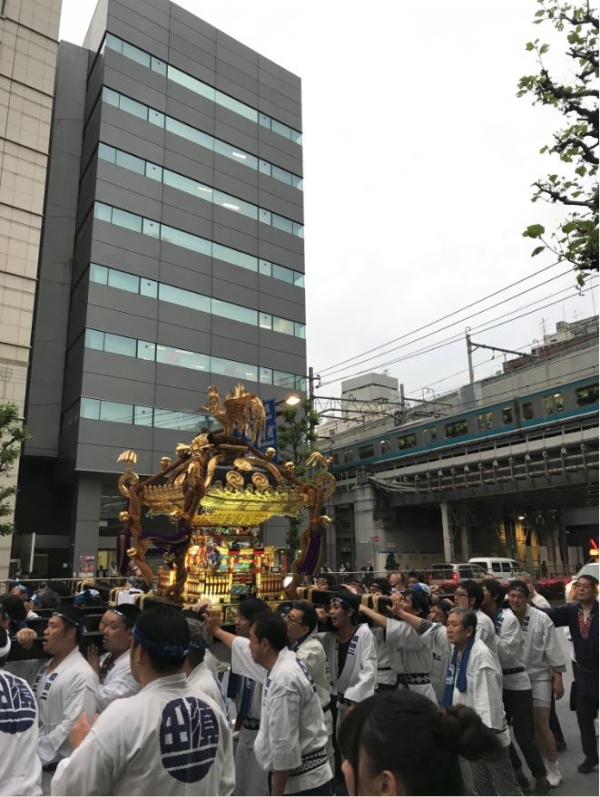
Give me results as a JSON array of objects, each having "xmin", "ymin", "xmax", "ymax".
[{"xmin": 59, "ymin": 0, "xmax": 598, "ymax": 401}]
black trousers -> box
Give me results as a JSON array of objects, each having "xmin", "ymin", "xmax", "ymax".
[
  {"xmin": 268, "ymin": 775, "xmax": 334, "ymax": 796},
  {"xmin": 504, "ymin": 688, "xmax": 547, "ymax": 780},
  {"xmin": 576, "ymin": 689, "xmax": 599, "ymax": 762}
]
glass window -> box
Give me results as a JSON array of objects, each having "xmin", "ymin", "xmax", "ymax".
[
  {"xmin": 259, "ymin": 260, "xmax": 272, "ymax": 277},
  {"xmin": 544, "ymin": 393, "xmax": 564, "ymax": 415},
  {"xmin": 522, "ymin": 402, "xmax": 534, "ymax": 420},
  {"xmin": 165, "ymin": 116, "xmax": 212, "ymax": 148},
  {"xmin": 295, "ymin": 376, "xmax": 307, "ymax": 392},
  {"xmin": 575, "ymin": 383, "xmax": 599, "ymax": 406},
  {"xmin": 294, "ymin": 272, "xmax": 305, "ymax": 288},
  {"xmin": 213, "ymin": 190, "xmax": 257, "ymax": 220},
  {"xmin": 212, "ymin": 299, "xmax": 256, "ymax": 326},
  {"xmin": 259, "ymin": 312, "xmax": 272, "ymax": 330},
  {"xmin": 163, "ymin": 170, "xmax": 196, "ymax": 195},
  {"xmin": 213, "ymin": 139, "xmax": 257, "ymax": 169},
  {"xmin": 272, "ymin": 214, "xmax": 293, "ymax": 234},
  {"xmin": 90, "ymin": 263, "xmax": 108, "ymax": 285},
  {"xmin": 343, "ymin": 449, "xmax": 354, "ymax": 464},
  {"xmin": 118, "ymin": 95, "xmax": 148, "ymax": 120},
  {"xmin": 112, "ymin": 207, "xmax": 142, "ymax": 233},
  {"xmin": 211, "ymin": 356, "xmax": 257, "ymax": 382},
  {"xmin": 159, "ymin": 284, "xmax": 210, "ymax": 313},
  {"xmin": 105, "ymin": 33, "xmax": 122, "ymax": 53},
  {"xmin": 94, "ymin": 202, "xmax": 112, "ymax": 223},
  {"xmin": 445, "ymin": 419, "xmax": 468, "ymax": 439},
  {"xmin": 272, "ymin": 165, "xmax": 292, "ymax": 186},
  {"xmin": 294, "ymin": 322, "xmax": 306, "ymax": 339},
  {"xmin": 104, "ymin": 333, "xmax": 137, "ymax": 357},
  {"xmin": 291, "ymin": 174, "xmax": 303, "ymax": 191},
  {"xmin": 142, "ymin": 218, "xmax": 160, "ymax": 238},
  {"xmin": 122, "ymin": 41, "xmax": 150, "ymax": 67},
  {"xmin": 259, "ymin": 160, "xmax": 271, "ymax": 176},
  {"xmin": 149, "ymin": 109, "xmax": 165, "ymax": 127},
  {"xmin": 161, "ymin": 225, "xmax": 211, "ymax": 256},
  {"xmin": 100, "ymin": 400, "xmax": 133, "ymax": 423},
  {"xmin": 102, "ymin": 87, "xmax": 120, "ymax": 107},
  {"xmin": 108, "ymin": 269, "xmax": 139, "ymax": 293},
  {"xmin": 272, "ymin": 264, "xmax": 294, "ymax": 284},
  {"xmin": 273, "ymin": 370, "xmax": 295, "ymax": 388},
  {"xmin": 115, "ymin": 149, "xmax": 145, "ymax": 175},
  {"xmin": 358, "ymin": 444, "xmax": 374, "ymax": 460},
  {"xmin": 216, "ymin": 90, "xmax": 257, "ymax": 122},
  {"xmin": 85, "ymin": 328, "xmax": 104, "ymax": 350},
  {"xmin": 137, "ymin": 340, "xmax": 156, "ymax": 360},
  {"xmin": 212, "ymin": 242, "xmax": 256, "ymax": 272},
  {"xmin": 80, "ymin": 397, "xmax": 101, "ymax": 420},
  {"xmin": 140, "ymin": 278, "xmax": 158, "ymax": 298},
  {"xmin": 271, "ymin": 119, "xmax": 291, "ymax": 139},
  {"xmin": 502, "ymin": 406, "xmax": 513, "ymax": 425},
  {"xmin": 168, "ymin": 66, "xmax": 215, "ymax": 101},
  {"xmin": 134, "ymin": 405, "xmax": 154, "ymax": 425},
  {"xmin": 423, "ymin": 427, "xmax": 437, "ymax": 444},
  {"xmin": 150, "ymin": 56, "xmax": 167, "ymax": 76},
  {"xmin": 259, "ymin": 113, "xmax": 271, "ymax": 129},
  {"xmin": 291, "ymin": 129, "xmax": 302, "ymax": 145},
  {"xmin": 381, "ymin": 439, "xmax": 392, "ymax": 454},
  {"xmin": 145, "ymin": 162, "xmax": 163, "ymax": 181},
  {"xmin": 272, "ymin": 317, "xmax": 294, "ymax": 336},
  {"xmin": 476, "ymin": 411, "xmax": 493, "ymax": 431},
  {"xmin": 293, "ymin": 222, "xmax": 304, "ymax": 238},
  {"xmin": 397, "ymin": 434, "xmax": 416, "ymax": 450},
  {"xmin": 259, "ymin": 366, "xmax": 273, "ymax": 384},
  {"xmin": 98, "ymin": 142, "xmax": 116, "ymax": 163}
]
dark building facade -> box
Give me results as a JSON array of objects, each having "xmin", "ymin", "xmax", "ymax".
[{"xmin": 14, "ymin": 0, "xmax": 306, "ymax": 577}]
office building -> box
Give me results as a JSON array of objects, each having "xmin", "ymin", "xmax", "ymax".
[
  {"xmin": 0, "ymin": 0, "xmax": 62, "ymax": 578},
  {"xmin": 14, "ymin": 0, "xmax": 306, "ymax": 576}
]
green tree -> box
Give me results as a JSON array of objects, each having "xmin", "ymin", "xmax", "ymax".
[
  {"xmin": 276, "ymin": 399, "xmax": 320, "ymax": 563},
  {"xmin": 0, "ymin": 403, "xmax": 31, "ymax": 536},
  {"xmin": 518, "ymin": 0, "xmax": 598, "ymax": 283},
  {"xmin": 385, "ymin": 552, "xmax": 399, "ymax": 571}
]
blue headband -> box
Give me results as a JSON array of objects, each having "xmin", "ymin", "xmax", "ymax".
[
  {"xmin": 111, "ymin": 608, "xmax": 135, "ymax": 627},
  {"xmin": 133, "ymin": 625, "xmax": 189, "ymax": 660},
  {"xmin": 0, "ymin": 604, "xmax": 27, "ymax": 630},
  {"xmin": 52, "ymin": 612, "xmax": 84, "ymax": 637}
]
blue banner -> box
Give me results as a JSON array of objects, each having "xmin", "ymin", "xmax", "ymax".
[{"xmin": 261, "ymin": 398, "xmax": 278, "ymax": 462}]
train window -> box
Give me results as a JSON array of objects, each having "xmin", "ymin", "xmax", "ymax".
[
  {"xmin": 333, "ymin": 453, "xmax": 339, "ymax": 466},
  {"xmin": 358, "ymin": 444, "xmax": 375, "ymax": 459},
  {"xmin": 380, "ymin": 439, "xmax": 392, "ymax": 454},
  {"xmin": 576, "ymin": 383, "xmax": 599, "ymax": 407},
  {"xmin": 476, "ymin": 412, "xmax": 493, "ymax": 431},
  {"xmin": 445, "ymin": 419, "xmax": 468, "ymax": 439},
  {"xmin": 522, "ymin": 402, "xmax": 534, "ymax": 420},
  {"xmin": 343, "ymin": 450, "xmax": 354, "ymax": 464},
  {"xmin": 423, "ymin": 427, "xmax": 437, "ymax": 444},
  {"xmin": 502, "ymin": 406, "xmax": 513, "ymax": 424},
  {"xmin": 397, "ymin": 434, "xmax": 416, "ymax": 450},
  {"xmin": 544, "ymin": 392, "xmax": 564, "ymax": 415}
]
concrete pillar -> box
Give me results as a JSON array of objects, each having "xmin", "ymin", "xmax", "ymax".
[
  {"xmin": 440, "ymin": 502, "xmax": 455, "ymax": 562},
  {"xmin": 459, "ymin": 506, "xmax": 471, "ymax": 560},
  {"xmin": 353, "ymin": 484, "xmax": 376, "ymax": 572},
  {"xmin": 71, "ymin": 474, "xmax": 102, "ymax": 578}
]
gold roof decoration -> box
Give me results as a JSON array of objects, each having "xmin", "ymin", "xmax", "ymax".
[{"xmin": 115, "ymin": 384, "xmax": 336, "ymax": 603}]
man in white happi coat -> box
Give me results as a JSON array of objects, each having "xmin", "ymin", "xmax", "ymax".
[
  {"xmin": 359, "ymin": 584, "xmax": 437, "ymax": 703},
  {"xmin": 211, "ymin": 611, "xmax": 333, "ymax": 796},
  {"xmin": 50, "ymin": 605, "xmax": 234, "ymax": 796},
  {"xmin": 454, "ymin": 579, "xmax": 498, "ymax": 655},
  {"xmin": 507, "ymin": 580, "xmax": 567, "ymax": 787},
  {"xmin": 86, "ymin": 604, "xmax": 140, "ymax": 712},
  {"xmin": 444, "ymin": 607, "xmax": 522, "ymax": 796},
  {"xmin": 184, "ymin": 616, "xmax": 230, "ymax": 720},
  {"xmin": 282, "ymin": 601, "xmax": 335, "ymax": 776},
  {"xmin": 0, "ymin": 626, "xmax": 42, "ymax": 796},
  {"xmin": 32, "ymin": 608, "xmax": 98, "ymax": 769}
]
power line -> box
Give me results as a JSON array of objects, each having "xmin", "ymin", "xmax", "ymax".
[{"xmin": 316, "ymin": 260, "xmax": 564, "ymax": 376}]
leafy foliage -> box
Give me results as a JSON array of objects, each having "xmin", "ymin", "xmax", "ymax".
[
  {"xmin": 518, "ymin": 0, "xmax": 598, "ymax": 283},
  {"xmin": 384, "ymin": 552, "xmax": 399, "ymax": 571},
  {"xmin": 276, "ymin": 399, "xmax": 320, "ymax": 561},
  {"xmin": 0, "ymin": 403, "xmax": 31, "ymax": 537}
]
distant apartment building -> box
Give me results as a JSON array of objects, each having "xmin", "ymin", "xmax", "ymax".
[{"xmin": 13, "ymin": 0, "xmax": 306, "ymax": 576}]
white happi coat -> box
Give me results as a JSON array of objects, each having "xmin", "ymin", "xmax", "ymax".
[
  {"xmin": 0, "ymin": 669, "xmax": 42, "ymax": 796},
  {"xmin": 420, "ymin": 622, "xmax": 451, "ymax": 702},
  {"xmin": 33, "ymin": 647, "xmax": 98, "ymax": 766},
  {"xmin": 317, "ymin": 623, "xmax": 377, "ymax": 703},
  {"xmin": 493, "ymin": 608, "xmax": 530, "ymax": 691},
  {"xmin": 187, "ymin": 661, "xmax": 230, "ymax": 721},
  {"xmin": 371, "ymin": 627, "xmax": 397, "ymax": 687},
  {"xmin": 97, "ymin": 650, "xmax": 140, "ymax": 712},
  {"xmin": 520, "ymin": 608, "xmax": 566, "ymax": 682},
  {"xmin": 476, "ymin": 609, "xmax": 498, "ymax": 656},
  {"xmin": 385, "ymin": 618, "xmax": 437, "ymax": 703},
  {"xmin": 450, "ymin": 637, "xmax": 511, "ymax": 748},
  {"xmin": 231, "ymin": 640, "xmax": 332, "ymax": 795},
  {"xmin": 50, "ymin": 673, "xmax": 234, "ymax": 796}
]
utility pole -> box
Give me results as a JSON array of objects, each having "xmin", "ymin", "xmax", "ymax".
[
  {"xmin": 466, "ymin": 330, "xmax": 474, "ymax": 384},
  {"xmin": 308, "ymin": 366, "xmax": 316, "ymax": 451},
  {"xmin": 466, "ymin": 332, "xmax": 532, "ymax": 383}
]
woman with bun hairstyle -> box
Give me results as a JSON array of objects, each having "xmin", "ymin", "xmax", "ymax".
[{"xmin": 338, "ymin": 689, "xmax": 503, "ymax": 795}]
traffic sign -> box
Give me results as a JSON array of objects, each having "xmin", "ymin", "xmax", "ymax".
[{"xmin": 372, "ymin": 535, "xmax": 380, "ymax": 543}]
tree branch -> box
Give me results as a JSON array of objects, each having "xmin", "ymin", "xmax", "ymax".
[{"xmin": 534, "ymin": 182, "xmax": 597, "ymax": 207}]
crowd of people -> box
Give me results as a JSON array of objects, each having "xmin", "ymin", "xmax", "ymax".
[{"xmin": 0, "ymin": 567, "xmax": 597, "ymax": 796}]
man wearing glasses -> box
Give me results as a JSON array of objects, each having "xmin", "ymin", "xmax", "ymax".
[
  {"xmin": 543, "ymin": 574, "xmax": 599, "ymax": 774},
  {"xmin": 454, "ymin": 580, "xmax": 498, "ymax": 655}
]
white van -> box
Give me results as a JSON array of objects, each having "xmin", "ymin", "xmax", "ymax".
[{"xmin": 468, "ymin": 557, "xmax": 521, "ymax": 580}]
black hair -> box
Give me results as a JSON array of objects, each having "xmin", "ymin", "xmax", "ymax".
[
  {"xmin": 238, "ymin": 597, "xmax": 271, "ymax": 623},
  {"xmin": 183, "ymin": 615, "xmax": 208, "ymax": 669},
  {"xmin": 291, "ymin": 601, "xmax": 318, "ymax": 633},
  {"xmin": 332, "ymin": 590, "xmax": 361, "ymax": 625},
  {"xmin": 133, "ymin": 606, "xmax": 190, "ymax": 673},
  {"xmin": 338, "ymin": 690, "xmax": 502, "ymax": 795},
  {"xmin": 481, "ymin": 578, "xmax": 505, "ymax": 605},
  {"xmin": 448, "ymin": 607, "xmax": 478, "ymax": 634},
  {"xmin": 315, "ymin": 573, "xmax": 337, "ymax": 590},
  {"xmin": 0, "ymin": 594, "xmax": 27, "ymax": 632},
  {"xmin": 52, "ymin": 606, "xmax": 85, "ymax": 640},
  {"xmin": 369, "ymin": 578, "xmax": 392, "ymax": 596},
  {"xmin": 408, "ymin": 570, "xmax": 426, "ymax": 581},
  {"xmin": 459, "ymin": 579, "xmax": 484, "ymax": 609},
  {"xmin": 39, "ymin": 589, "xmax": 61, "ymax": 610},
  {"xmin": 507, "ymin": 580, "xmax": 530, "ymax": 598},
  {"xmin": 252, "ymin": 612, "xmax": 288, "ymax": 651},
  {"xmin": 0, "ymin": 625, "xmax": 10, "ymax": 666},
  {"xmin": 113, "ymin": 604, "xmax": 140, "ymax": 626},
  {"xmin": 578, "ymin": 574, "xmax": 599, "ymax": 589}
]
